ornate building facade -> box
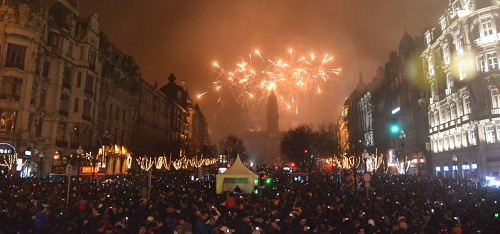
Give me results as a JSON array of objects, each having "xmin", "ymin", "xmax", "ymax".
[{"xmin": 422, "ymin": 0, "xmax": 500, "ymax": 179}]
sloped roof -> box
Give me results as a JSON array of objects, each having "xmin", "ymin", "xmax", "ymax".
[{"xmin": 216, "ymin": 155, "xmax": 258, "ymax": 178}]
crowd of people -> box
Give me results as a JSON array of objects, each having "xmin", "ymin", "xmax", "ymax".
[{"xmin": 0, "ymin": 168, "xmax": 499, "ymax": 234}]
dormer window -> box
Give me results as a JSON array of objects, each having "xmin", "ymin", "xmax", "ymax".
[
  {"xmin": 441, "ymin": 18, "xmax": 447, "ymax": 31},
  {"xmin": 425, "ymin": 33, "xmax": 432, "ymax": 46}
]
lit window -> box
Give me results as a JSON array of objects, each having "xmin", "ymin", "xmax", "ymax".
[
  {"xmin": 425, "ymin": 33, "xmax": 432, "ymax": 46},
  {"xmin": 434, "ymin": 111, "xmax": 440, "ymax": 126},
  {"xmin": 459, "ymin": 62, "xmax": 466, "ymax": 80},
  {"xmin": 455, "ymin": 133, "xmax": 461, "ymax": 149},
  {"xmin": 482, "ymin": 19, "xmax": 494, "ymax": 37},
  {"xmin": 443, "ymin": 44, "xmax": 450, "ymax": 64},
  {"xmin": 487, "ymin": 52, "xmax": 498, "ymax": 71},
  {"xmin": 428, "ymin": 57, "xmax": 434, "ymax": 75},
  {"xmin": 449, "ymin": 135, "xmax": 455, "ymax": 150},
  {"xmin": 444, "ymin": 136, "xmax": 449, "ymax": 151},
  {"xmin": 433, "ymin": 139, "xmax": 438, "ymax": 153},
  {"xmin": 492, "ymin": 89, "xmax": 500, "ymax": 108},
  {"xmin": 447, "ymin": 73, "xmax": 453, "ymax": 90},
  {"xmin": 486, "ymin": 125, "xmax": 496, "ymax": 143},
  {"xmin": 462, "ymin": 131, "xmax": 468, "ymax": 147},
  {"xmin": 455, "ymin": 30, "xmax": 464, "ymax": 54},
  {"xmin": 446, "ymin": 105, "xmax": 451, "ymax": 122},
  {"xmin": 438, "ymin": 138, "xmax": 444, "ymax": 152},
  {"xmin": 441, "ymin": 18, "xmax": 447, "ymax": 31},
  {"xmin": 464, "ymin": 96, "xmax": 470, "ymax": 115},
  {"xmin": 451, "ymin": 104, "xmax": 457, "ymax": 120},
  {"xmin": 477, "ymin": 55, "xmax": 485, "ymax": 72},
  {"xmin": 429, "ymin": 113, "xmax": 435, "ymax": 127},
  {"xmin": 457, "ymin": 98, "xmax": 463, "ymax": 117},
  {"xmin": 469, "ymin": 129, "xmax": 477, "ymax": 145}
]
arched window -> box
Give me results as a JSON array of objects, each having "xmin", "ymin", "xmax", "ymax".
[
  {"xmin": 443, "ymin": 44, "xmax": 450, "ymax": 64},
  {"xmin": 464, "ymin": 96, "xmax": 471, "ymax": 114},
  {"xmin": 430, "ymin": 113, "xmax": 435, "ymax": 127},
  {"xmin": 457, "ymin": 98, "xmax": 463, "ymax": 117}
]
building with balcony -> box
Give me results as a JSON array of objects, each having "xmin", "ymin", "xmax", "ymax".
[{"xmin": 422, "ymin": 0, "xmax": 500, "ymax": 179}]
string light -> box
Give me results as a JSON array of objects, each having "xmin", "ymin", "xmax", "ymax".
[
  {"xmin": 136, "ymin": 156, "xmax": 154, "ymax": 171},
  {"xmin": 126, "ymin": 154, "xmax": 132, "ymax": 169},
  {"xmin": 0, "ymin": 154, "xmax": 17, "ymax": 170}
]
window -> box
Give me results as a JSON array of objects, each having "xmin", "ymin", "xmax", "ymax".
[
  {"xmin": 84, "ymin": 76, "xmax": 94, "ymax": 94},
  {"xmin": 109, "ymin": 104, "xmax": 113, "ymax": 119},
  {"xmin": 482, "ymin": 19, "xmax": 494, "ymax": 37},
  {"xmin": 428, "ymin": 56, "xmax": 434, "ymax": 75},
  {"xmin": 60, "ymin": 94, "xmax": 69, "ymax": 114},
  {"xmin": 83, "ymin": 99, "xmax": 91, "ymax": 118},
  {"xmin": 74, "ymin": 98, "xmax": 79, "ymax": 113},
  {"xmin": 487, "ymin": 52, "xmax": 498, "ymax": 71},
  {"xmin": 462, "ymin": 131, "xmax": 468, "ymax": 147},
  {"xmin": 79, "ymin": 46, "xmax": 85, "ymax": 61},
  {"xmin": 496, "ymin": 125, "xmax": 500, "ymax": 142},
  {"xmin": 493, "ymin": 87, "xmax": 500, "ymax": 108},
  {"xmin": 0, "ymin": 110, "xmax": 17, "ymax": 132},
  {"xmin": 434, "ymin": 111, "xmax": 440, "ymax": 126},
  {"xmin": 425, "ymin": 33, "xmax": 432, "ymax": 46},
  {"xmin": 116, "ymin": 106, "xmax": 120, "ymax": 120},
  {"xmin": 447, "ymin": 73, "xmax": 453, "ymax": 91},
  {"xmin": 469, "ymin": 128, "xmax": 477, "ymax": 145},
  {"xmin": 459, "ymin": 62, "xmax": 466, "ymax": 80},
  {"xmin": 0, "ymin": 77, "xmax": 22, "ymax": 98},
  {"xmin": 457, "ymin": 98, "xmax": 463, "ymax": 117},
  {"xmin": 88, "ymin": 50, "xmax": 96, "ymax": 68},
  {"xmin": 438, "ymin": 138, "xmax": 444, "ymax": 152},
  {"xmin": 455, "ymin": 133, "xmax": 461, "ymax": 149},
  {"xmin": 71, "ymin": 126, "xmax": 78, "ymax": 145},
  {"xmin": 430, "ymin": 113, "xmax": 435, "ymax": 127},
  {"xmin": 464, "ymin": 96, "xmax": 471, "ymax": 114},
  {"xmin": 5, "ymin": 44, "xmax": 26, "ymax": 70},
  {"xmin": 62, "ymin": 67, "xmax": 72, "ymax": 88},
  {"xmin": 451, "ymin": 104, "xmax": 457, "ymax": 120},
  {"xmin": 443, "ymin": 44, "xmax": 450, "ymax": 64},
  {"xmin": 68, "ymin": 42, "xmax": 73, "ymax": 57},
  {"xmin": 42, "ymin": 61, "xmax": 50, "ymax": 77},
  {"xmin": 48, "ymin": 32, "xmax": 58, "ymax": 46},
  {"xmin": 56, "ymin": 123, "xmax": 66, "ymax": 142},
  {"xmin": 122, "ymin": 110, "xmax": 126, "ymax": 123},
  {"xmin": 477, "ymin": 55, "xmax": 485, "ymax": 72},
  {"xmin": 449, "ymin": 134, "xmax": 455, "ymax": 150},
  {"xmin": 444, "ymin": 136, "xmax": 449, "ymax": 151},
  {"xmin": 35, "ymin": 120, "xmax": 42, "ymax": 137},
  {"xmin": 433, "ymin": 139, "xmax": 438, "ymax": 153},
  {"xmin": 441, "ymin": 107, "xmax": 446, "ymax": 123},
  {"xmin": 455, "ymin": 30, "xmax": 464, "ymax": 54},
  {"xmin": 446, "ymin": 105, "xmax": 451, "ymax": 122},
  {"xmin": 39, "ymin": 89, "xmax": 46, "ymax": 108},
  {"xmin": 441, "ymin": 18, "xmax": 447, "ymax": 31},
  {"xmin": 431, "ymin": 83, "xmax": 437, "ymax": 98},
  {"xmin": 486, "ymin": 125, "xmax": 496, "ymax": 143}
]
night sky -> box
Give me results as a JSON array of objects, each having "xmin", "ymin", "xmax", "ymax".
[{"xmin": 74, "ymin": 0, "xmax": 447, "ymax": 140}]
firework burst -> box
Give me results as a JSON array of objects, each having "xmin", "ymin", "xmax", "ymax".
[{"xmin": 203, "ymin": 49, "xmax": 341, "ymax": 129}]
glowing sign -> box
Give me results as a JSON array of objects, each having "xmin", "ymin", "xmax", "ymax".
[
  {"xmin": 472, "ymin": 163, "xmax": 477, "ymax": 169},
  {"xmin": 80, "ymin": 167, "xmax": 99, "ymax": 173},
  {"xmin": 435, "ymin": 167, "xmax": 441, "ymax": 172},
  {"xmin": 444, "ymin": 166, "xmax": 449, "ymax": 171},
  {"xmin": 392, "ymin": 107, "xmax": 401, "ymax": 114},
  {"xmin": 16, "ymin": 158, "xmax": 22, "ymax": 171},
  {"xmin": 462, "ymin": 164, "xmax": 470, "ymax": 170},
  {"xmin": 218, "ymin": 168, "xmax": 227, "ymax": 173}
]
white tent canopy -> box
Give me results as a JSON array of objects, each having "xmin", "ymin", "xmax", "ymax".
[{"xmin": 216, "ymin": 155, "xmax": 258, "ymax": 194}]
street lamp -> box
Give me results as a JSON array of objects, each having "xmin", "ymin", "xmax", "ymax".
[
  {"xmin": 399, "ymin": 130, "xmax": 406, "ymax": 175},
  {"xmin": 452, "ymin": 155, "xmax": 458, "ymax": 184},
  {"xmin": 53, "ymin": 151, "xmax": 60, "ymax": 160},
  {"xmin": 76, "ymin": 146, "xmax": 83, "ymax": 189}
]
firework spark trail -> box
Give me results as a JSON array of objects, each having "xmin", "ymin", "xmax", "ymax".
[{"xmin": 201, "ymin": 49, "xmax": 341, "ymax": 128}]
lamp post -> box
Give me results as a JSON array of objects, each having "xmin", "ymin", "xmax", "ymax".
[
  {"xmin": 399, "ymin": 130, "xmax": 406, "ymax": 175},
  {"xmin": 76, "ymin": 146, "xmax": 83, "ymax": 190},
  {"xmin": 452, "ymin": 155, "xmax": 458, "ymax": 184}
]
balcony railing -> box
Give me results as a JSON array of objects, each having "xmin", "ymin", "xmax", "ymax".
[{"xmin": 0, "ymin": 131, "xmax": 20, "ymax": 138}]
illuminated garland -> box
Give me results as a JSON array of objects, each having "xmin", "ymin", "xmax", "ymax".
[
  {"xmin": 126, "ymin": 154, "xmax": 132, "ymax": 169},
  {"xmin": 0, "ymin": 154, "xmax": 17, "ymax": 170},
  {"xmin": 136, "ymin": 156, "xmax": 154, "ymax": 171}
]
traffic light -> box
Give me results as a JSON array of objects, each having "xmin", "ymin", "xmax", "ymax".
[
  {"xmin": 291, "ymin": 163, "xmax": 295, "ymax": 167},
  {"xmin": 266, "ymin": 178, "xmax": 271, "ymax": 184},
  {"xmin": 259, "ymin": 171, "xmax": 266, "ymax": 187},
  {"xmin": 390, "ymin": 118, "xmax": 399, "ymax": 133}
]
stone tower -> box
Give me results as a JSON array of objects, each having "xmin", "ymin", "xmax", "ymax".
[{"xmin": 266, "ymin": 90, "xmax": 279, "ymax": 133}]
